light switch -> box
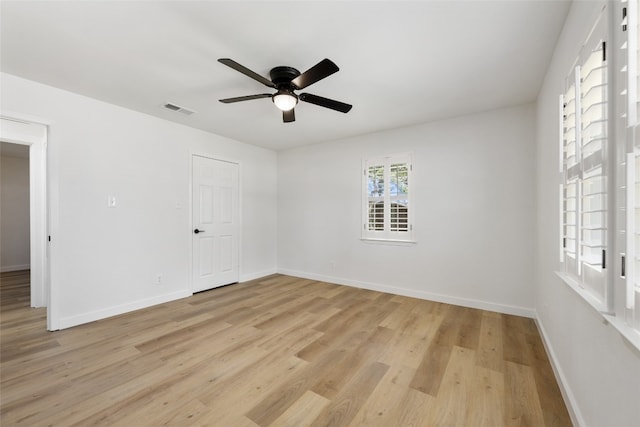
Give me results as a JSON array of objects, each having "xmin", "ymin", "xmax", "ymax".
[{"xmin": 107, "ymin": 196, "xmax": 117, "ymax": 208}]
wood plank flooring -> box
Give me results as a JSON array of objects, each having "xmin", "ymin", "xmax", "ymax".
[{"xmin": 0, "ymin": 270, "xmax": 571, "ymax": 426}]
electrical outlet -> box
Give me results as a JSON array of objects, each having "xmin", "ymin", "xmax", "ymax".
[
  {"xmin": 107, "ymin": 196, "xmax": 117, "ymax": 208},
  {"xmin": 154, "ymin": 274, "xmax": 162, "ymax": 285}
]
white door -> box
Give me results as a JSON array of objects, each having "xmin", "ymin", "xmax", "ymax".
[{"xmin": 192, "ymin": 155, "xmax": 239, "ymax": 292}]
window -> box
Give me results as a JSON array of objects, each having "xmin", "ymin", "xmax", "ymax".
[
  {"xmin": 560, "ymin": 8, "xmax": 611, "ymax": 311},
  {"xmin": 362, "ymin": 153, "xmax": 414, "ymax": 242},
  {"xmin": 559, "ymin": 1, "xmax": 640, "ymax": 349}
]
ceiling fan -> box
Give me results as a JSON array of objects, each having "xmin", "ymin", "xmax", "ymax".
[{"xmin": 218, "ymin": 58, "xmax": 352, "ymax": 123}]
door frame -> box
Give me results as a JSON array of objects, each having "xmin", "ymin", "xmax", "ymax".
[
  {"xmin": 0, "ymin": 114, "xmax": 50, "ymax": 323},
  {"xmin": 188, "ymin": 151, "xmax": 242, "ymax": 293}
]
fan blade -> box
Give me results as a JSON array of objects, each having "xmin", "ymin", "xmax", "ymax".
[
  {"xmin": 219, "ymin": 94, "xmax": 272, "ymax": 103},
  {"xmin": 299, "ymin": 93, "xmax": 352, "ymax": 113},
  {"xmin": 283, "ymin": 109, "xmax": 295, "ymax": 123},
  {"xmin": 218, "ymin": 58, "xmax": 276, "ymax": 88},
  {"xmin": 291, "ymin": 59, "xmax": 339, "ymax": 90}
]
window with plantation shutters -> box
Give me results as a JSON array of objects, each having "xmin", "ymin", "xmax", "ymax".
[
  {"xmin": 362, "ymin": 153, "xmax": 414, "ymax": 242},
  {"xmin": 560, "ymin": 9, "xmax": 610, "ymax": 309},
  {"xmin": 560, "ymin": 2, "xmax": 640, "ymax": 350}
]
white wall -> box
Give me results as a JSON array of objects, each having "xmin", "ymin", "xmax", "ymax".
[
  {"xmin": 278, "ymin": 104, "xmax": 536, "ymax": 316},
  {"xmin": 1, "ymin": 152, "xmax": 30, "ymax": 271},
  {"xmin": 0, "ymin": 72, "xmax": 277, "ymax": 329},
  {"xmin": 535, "ymin": 1, "xmax": 640, "ymax": 426}
]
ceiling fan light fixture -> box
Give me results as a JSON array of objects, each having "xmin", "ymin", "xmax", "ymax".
[{"xmin": 272, "ymin": 91, "xmax": 298, "ymax": 111}]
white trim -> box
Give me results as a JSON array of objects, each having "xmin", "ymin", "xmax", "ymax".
[
  {"xmin": 277, "ymin": 268, "xmax": 535, "ymax": 318},
  {"xmin": 29, "ymin": 138, "xmax": 47, "ymax": 308},
  {"xmin": 360, "ymin": 238, "xmax": 416, "ymax": 246},
  {"xmin": 0, "ymin": 264, "xmax": 31, "ymax": 273},
  {"xmin": 0, "ymin": 110, "xmax": 54, "ymax": 127},
  {"xmin": 535, "ymin": 315, "xmax": 586, "ymax": 427},
  {"xmin": 57, "ymin": 290, "xmax": 192, "ymax": 330}
]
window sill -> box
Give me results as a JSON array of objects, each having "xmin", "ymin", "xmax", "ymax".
[
  {"xmin": 555, "ymin": 271, "xmax": 640, "ymax": 352},
  {"xmin": 555, "ymin": 271, "xmax": 608, "ymax": 313},
  {"xmin": 360, "ymin": 238, "xmax": 416, "ymax": 246},
  {"xmin": 602, "ymin": 312, "xmax": 640, "ymax": 352}
]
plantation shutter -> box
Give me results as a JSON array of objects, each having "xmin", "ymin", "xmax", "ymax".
[
  {"xmin": 366, "ymin": 161, "xmax": 385, "ymax": 233},
  {"xmin": 563, "ymin": 75, "xmax": 580, "ymax": 277},
  {"xmin": 561, "ymin": 10, "xmax": 610, "ymax": 309},
  {"xmin": 389, "ymin": 162, "xmax": 410, "ymax": 232},
  {"xmin": 578, "ymin": 21, "xmax": 608, "ymax": 301}
]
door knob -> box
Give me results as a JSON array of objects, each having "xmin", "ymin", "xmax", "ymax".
[{"xmin": 194, "ymin": 228, "xmax": 205, "ymax": 234}]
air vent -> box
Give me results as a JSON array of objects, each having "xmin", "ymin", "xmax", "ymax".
[{"xmin": 163, "ymin": 103, "xmax": 196, "ymax": 115}]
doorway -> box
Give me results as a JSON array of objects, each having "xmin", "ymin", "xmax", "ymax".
[
  {"xmin": 0, "ymin": 117, "xmax": 48, "ymax": 323},
  {"xmin": 191, "ymin": 154, "xmax": 240, "ymax": 292}
]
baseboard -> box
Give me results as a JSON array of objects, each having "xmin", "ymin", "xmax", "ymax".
[
  {"xmin": 240, "ymin": 268, "xmax": 278, "ymax": 283},
  {"xmin": 57, "ymin": 289, "xmax": 192, "ymax": 330},
  {"xmin": 277, "ymin": 268, "xmax": 535, "ymax": 318},
  {"xmin": 1, "ymin": 264, "xmax": 30, "ymax": 273},
  {"xmin": 534, "ymin": 314, "xmax": 585, "ymax": 427},
  {"xmin": 56, "ymin": 269, "xmax": 278, "ymax": 330}
]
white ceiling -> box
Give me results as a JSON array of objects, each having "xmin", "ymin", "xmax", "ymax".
[{"xmin": 0, "ymin": 1, "xmax": 571, "ymax": 151}]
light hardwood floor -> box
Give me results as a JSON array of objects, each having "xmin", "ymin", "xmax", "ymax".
[{"xmin": 0, "ymin": 270, "xmax": 571, "ymax": 426}]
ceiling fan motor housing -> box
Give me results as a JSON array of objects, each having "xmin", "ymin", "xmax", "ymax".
[{"xmin": 270, "ymin": 66, "xmax": 301, "ymax": 89}]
